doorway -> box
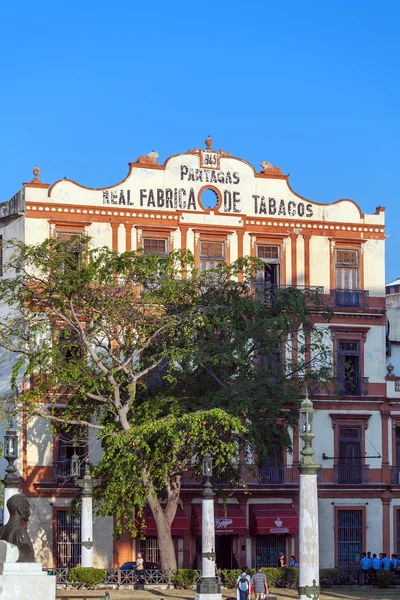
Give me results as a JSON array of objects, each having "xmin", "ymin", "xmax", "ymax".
[{"xmin": 215, "ymin": 535, "xmax": 233, "ymax": 569}]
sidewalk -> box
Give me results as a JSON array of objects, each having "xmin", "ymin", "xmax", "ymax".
[{"xmin": 56, "ymin": 588, "xmax": 400, "ymax": 600}]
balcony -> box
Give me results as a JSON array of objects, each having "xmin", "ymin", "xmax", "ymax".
[
  {"xmin": 255, "ymin": 284, "xmax": 324, "ymax": 305},
  {"xmin": 53, "ymin": 460, "xmax": 85, "ymax": 483},
  {"xmin": 181, "ymin": 464, "xmax": 319, "ymax": 486},
  {"xmin": 331, "ymin": 289, "xmax": 369, "ymax": 309},
  {"xmin": 337, "ymin": 376, "xmax": 369, "ymax": 396},
  {"xmin": 333, "ymin": 463, "xmax": 369, "ymax": 484}
]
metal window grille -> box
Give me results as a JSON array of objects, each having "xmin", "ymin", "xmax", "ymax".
[
  {"xmin": 338, "ymin": 341, "xmax": 359, "ymax": 354},
  {"xmin": 337, "ymin": 509, "xmax": 362, "ymax": 569},
  {"xmin": 143, "ymin": 238, "xmax": 168, "ymax": 255},
  {"xmin": 257, "ymin": 245, "xmax": 279, "ymax": 260},
  {"xmin": 255, "ymin": 535, "xmax": 285, "ymax": 567},
  {"xmin": 335, "ymin": 249, "xmax": 359, "ymax": 265},
  {"xmin": 56, "ymin": 511, "xmax": 81, "ymax": 568},
  {"xmin": 139, "ymin": 537, "xmax": 160, "ymax": 564},
  {"xmin": 395, "ymin": 381, "xmax": 400, "ymax": 392}
]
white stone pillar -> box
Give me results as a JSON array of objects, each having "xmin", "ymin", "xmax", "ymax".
[
  {"xmin": 202, "ymin": 497, "xmax": 216, "ymax": 579},
  {"xmin": 3, "ymin": 485, "xmax": 20, "ymax": 524},
  {"xmin": 195, "ymin": 455, "xmax": 222, "ymax": 600},
  {"xmin": 81, "ymin": 495, "xmax": 93, "ymax": 567},
  {"xmin": 298, "ymin": 468, "xmax": 320, "ymax": 600}
]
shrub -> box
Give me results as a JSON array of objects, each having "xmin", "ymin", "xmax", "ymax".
[
  {"xmin": 173, "ymin": 568, "xmax": 199, "ymax": 589},
  {"xmin": 68, "ymin": 567, "xmax": 107, "ymax": 589},
  {"xmin": 260, "ymin": 567, "xmax": 298, "ymax": 588},
  {"xmin": 376, "ymin": 570, "xmax": 399, "ymax": 588},
  {"xmin": 221, "ymin": 569, "xmax": 241, "ymax": 589},
  {"xmin": 319, "ymin": 569, "xmax": 340, "ymax": 588}
]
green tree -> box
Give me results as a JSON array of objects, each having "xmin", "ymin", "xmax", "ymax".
[{"xmin": 0, "ymin": 238, "xmax": 332, "ymax": 569}]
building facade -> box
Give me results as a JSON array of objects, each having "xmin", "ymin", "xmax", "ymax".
[{"xmin": 0, "ymin": 140, "xmax": 391, "ymax": 571}]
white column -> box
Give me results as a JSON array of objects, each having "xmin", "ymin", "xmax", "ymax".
[
  {"xmin": 3, "ymin": 485, "xmax": 19, "ymax": 524},
  {"xmin": 81, "ymin": 495, "xmax": 93, "ymax": 567},
  {"xmin": 202, "ymin": 497, "xmax": 216, "ymax": 579},
  {"xmin": 298, "ymin": 471, "xmax": 319, "ymax": 600}
]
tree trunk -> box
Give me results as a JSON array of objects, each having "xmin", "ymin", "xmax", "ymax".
[{"xmin": 147, "ymin": 494, "xmax": 179, "ymax": 570}]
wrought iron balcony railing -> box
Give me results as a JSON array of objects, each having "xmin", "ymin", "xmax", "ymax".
[
  {"xmin": 181, "ymin": 463, "xmax": 321, "ymax": 485},
  {"xmin": 331, "ymin": 289, "xmax": 369, "ymax": 309},
  {"xmin": 334, "ymin": 463, "xmax": 369, "ymax": 484},
  {"xmin": 255, "ymin": 284, "xmax": 324, "ymax": 305},
  {"xmin": 337, "ymin": 376, "xmax": 369, "ymax": 396},
  {"xmin": 53, "ymin": 460, "xmax": 85, "ymax": 483}
]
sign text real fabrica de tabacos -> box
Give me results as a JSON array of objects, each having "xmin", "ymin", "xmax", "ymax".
[{"xmin": 101, "ymin": 164, "xmax": 314, "ymax": 217}]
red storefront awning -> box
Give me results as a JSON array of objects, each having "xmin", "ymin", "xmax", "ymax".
[
  {"xmin": 140, "ymin": 507, "xmax": 189, "ymax": 536},
  {"xmin": 249, "ymin": 504, "xmax": 298, "ymax": 535},
  {"xmin": 192, "ymin": 504, "xmax": 247, "ymax": 536}
]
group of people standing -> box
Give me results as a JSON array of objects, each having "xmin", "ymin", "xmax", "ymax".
[{"xmin": 360, "ymin": 551, "xmax": 399, "ymax": 582}]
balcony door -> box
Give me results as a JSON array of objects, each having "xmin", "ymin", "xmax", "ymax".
[
  {"xmin": 338, "ymin": 427, "xmax": 362, "ymax": 484},
  {"xmin": 256, "ymin": 245, "xmax": 280, "ymax": 302},
  {"xmin": 335, "ymin": 249, "xmax": 360, "ymax": 307},
  {"xmin": 337, "ymin": 340, "xmax": 360, "ymax": 395}
]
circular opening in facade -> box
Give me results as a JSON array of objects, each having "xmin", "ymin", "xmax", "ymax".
[{"xmin": 199, "ymin": 188, "xmax": 219, "ymax": 209}]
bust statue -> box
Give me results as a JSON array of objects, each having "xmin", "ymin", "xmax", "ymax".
[{"xmin": 0, "ymin": 494, "xmax": 35, "ymax": 562}]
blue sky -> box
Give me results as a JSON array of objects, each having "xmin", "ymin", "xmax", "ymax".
[{"xmin": 1, "ymin": 1, "xmax": 399, "ymax": 281}]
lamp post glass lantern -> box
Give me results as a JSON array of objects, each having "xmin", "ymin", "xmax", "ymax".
[
  {"xmin": 298, "ymin": 392, "xmax": 320, "ymax": 600},
  {"xmin": 3, "ymin": 426, "xmax": 20, "ymax": 525},
  {"xmin": 202, "ymin": 453, "xmax": 212, "ymax": 478},
  {"xmin": 4, "ymin": 428, "xmax": 18, "ymax": 462}
]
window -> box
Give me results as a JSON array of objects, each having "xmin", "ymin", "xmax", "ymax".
[
  {"xmin": 337, "ymin": 340, "xmax": 361, "ymax": 395},
  {"xmin": 256, "ymin": 245, "xmax": 280, "ymax": 303},
  {"xmin": 56, "ymin": 510, "xmax": 81, "ymax": 568},
  {"xmin": 255, "ymin": 535, "xmax": 285, "ymax": 567},
  {"xmin": 259, "ymin": 441, "xmax": 284, "ymax": 484},
  {"xmin": 337, "ymin": 509, "xmax": 363, "ymax": 569},
  {"xmin": 54, "ymin": 424, "xmax": 86, "ymax": 481},
  {"xmin": 140, "ymin": 537, "xmax": 159, "ymax": 564},
  {"xmin": 142, "ymin": 238, "xmax": 168, "ymax": 256},
  {"xmin": 199, "ymin": 240, "xmax": 225, "ymax": 271},
  {"xmin": 337, "ymin": 426, "xmax": 362, "ymax": 484},
  {"xmin": 0, "ymin": 234, "xmax": 3, "ymax": 277},
  {"xmin": 335, "ymin": 249, "xmax": 360, "ymax": 307},
  {"xmin": 55, "ymin": 230, "xmax": 83, "ymax": 268}
]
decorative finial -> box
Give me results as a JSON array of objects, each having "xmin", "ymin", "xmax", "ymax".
[
  {"xmin": 205, "ymin": 135, "xmax": 213, "ymax": 149},
  {"xmin": 31, "ymin": 165, "xmax": 42, "ymax": 184}
]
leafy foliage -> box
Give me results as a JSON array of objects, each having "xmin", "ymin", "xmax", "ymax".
[
  {"xmin": 172, "ymin": 568, "xmax": 199, "ymax": 588},
  {"xmin": 0, "ymin": 237, "xmax": 333, "ymax": 568},
  {"xmin": 68, "ymin": 566, "xmax": 107, "ymax": 588}
]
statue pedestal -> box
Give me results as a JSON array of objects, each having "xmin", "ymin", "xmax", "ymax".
[{"xmin": 0, "ymin": 562, "xmax": 56, "ymax": 599}]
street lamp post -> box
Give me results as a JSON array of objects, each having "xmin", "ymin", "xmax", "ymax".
[
  {"xmin": 76, "ymin": 459, "xmax": 96, "ymax": 568},
  {"xmin": 195, "ymin": 453, "xmax": 222, "ymax": 600},
  {"xmin": 298, "ymin": 392, "xmax": 320, "ymax": 600},
  {"xmin": 3, "ymin": 426, "xmax": 20, "ymax": 524}
]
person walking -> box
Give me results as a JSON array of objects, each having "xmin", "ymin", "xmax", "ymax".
[
  {"xmin": 278, "ymin": 552, "xmax": 286, "ymax": 567},
  {"xmin": 290, "ymin": 555, "xmax": 299, "ymax": 567},
  {"xmin": 251, "ymin": 566, "xmax": 268, "ymax": 600},
  {"xmin": 237, "ymin": 567, "xmax": 251, "ymax": 600},
  {"xmin": 391, "ymin": 554, "xmax": 399, "ymax": 570}
]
